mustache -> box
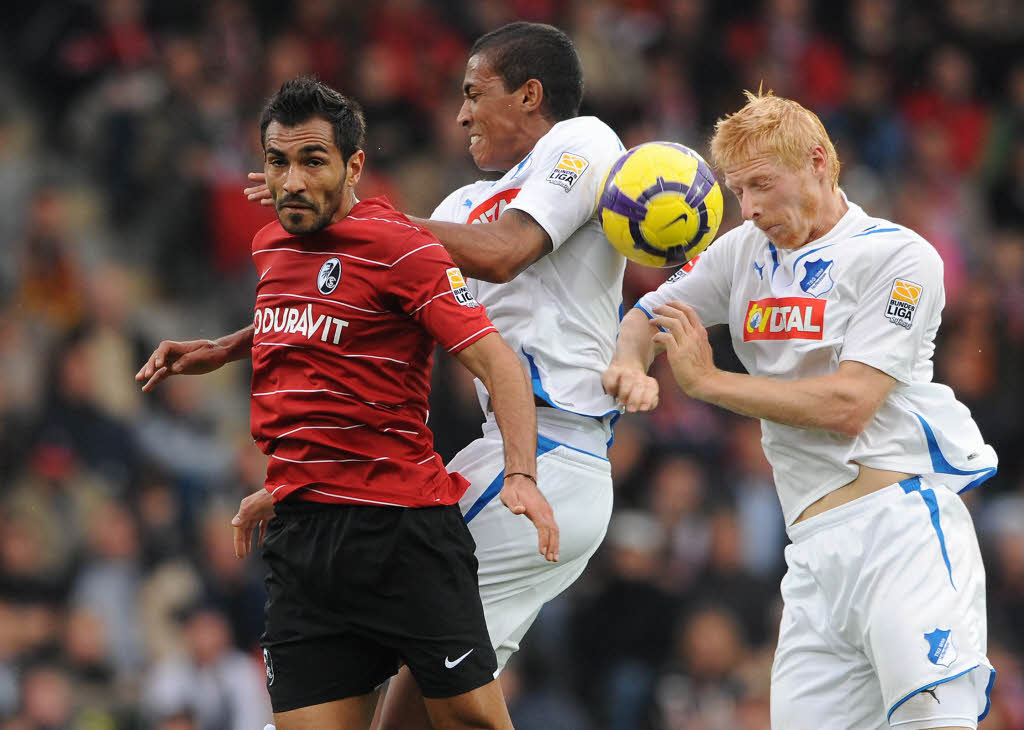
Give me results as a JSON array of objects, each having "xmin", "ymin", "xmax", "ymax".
[{"xmin": 278, "ymin": 195, "xmax": 315, "ymax": 208}]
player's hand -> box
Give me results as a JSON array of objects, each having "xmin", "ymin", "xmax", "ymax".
[
  {"xmin": 500, "ymin": 474, "xmax": 559, "ymax": 562},
  {"xmin": 650, "ymin": 301, "xmax": 716, "ymax": 397},
  {"xmin": 232, "ymin": 488, "xmax": 275, "ymax": 559},
  {"xmin": 602, "ymin": 361, "xmax": 659, "ymax": 413},
  {"xmin": 135, "ymin": 339, "xmax": 232, "ymax": 392},
  {"xmin": 244, "ymin": 172, "xmax": 274, "ymax": 207}
]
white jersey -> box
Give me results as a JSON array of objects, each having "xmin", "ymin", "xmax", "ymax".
[
  {"xmin": 637, "ymin": 197, "xmax": 998, "ymax": 527},
  {"xmin": 432, "ymin": 116, "xmax": 627, "ymax": 429}
]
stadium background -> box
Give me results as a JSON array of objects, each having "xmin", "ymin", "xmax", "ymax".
[{"xmin": 1, "ymin": 0, "xmax": 1023, "ymax": 728}]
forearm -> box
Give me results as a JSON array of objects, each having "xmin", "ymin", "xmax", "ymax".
[
  {"xmin": 612, "ymin": 308, "xmax": 659, "ymax": 371},
  {"xmin": 482, "ymin": 356, "xmax": 538, "ymax": 476},
  {"xmin": 407, "ymin": 216, "xmax": 511, "ymax": 282},
  {"xmin": 216, "ymin": 325, "xmax": 255, "ymax": 362},
  {"xmin": 694, "ymin": 369, "xmax": 869, "ymax": 436},
  {"xmin": 408, "ymin": 212, "xmax": 549, "ymax": 283}
]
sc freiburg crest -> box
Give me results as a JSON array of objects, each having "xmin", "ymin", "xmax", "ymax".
[{"xmin": 317, "ymin": 257, "xmax": 342, "ymax": 295}]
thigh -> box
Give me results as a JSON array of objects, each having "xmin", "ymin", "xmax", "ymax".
[
  {"xmin": 390, "ymin": 506, "xmax": 498, "ymax": 699},
  {"xmin": 261, "ymin": 509, "xmax": 399, "ymax": 712},
  {"xmin": 772, "ymin": 546, "xmax": 887, "ymax": 730},
  {"xmin": 374, "ymin": 666, "xmax": 431, "ymax": 730},
  {"xmin": 459, "ymin": 443, "xmax": 613, "ymax": 670},
  {"xmin": 275, "ymin": 692, "xmax": 378, "ymax": 730},
  {"xmin": 861, "ymin": 485, "xmax": 993, "ymax": 723},
  {"xmin": 423, "ymin": 678, "xmax": 512, "ymax": 730}
]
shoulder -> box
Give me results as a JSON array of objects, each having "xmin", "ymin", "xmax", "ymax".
[
  {"xmin": 847, "ymin": 217, "xmax": 941, "ymax": 269},
  {"xmin": 252, "ymin": 220, "xmax": 287, "ymax": 252},
  {"xmin": 346, "ymin": 198, "xmax": 432, "ymax": 240},
  {"xmin": 709, "ymin": 221, "xmax": 763, "ymax": 257},
  {"xmin": 335, "ymin": 198, "xmax": 444, "ymax": 264},
  {"xmin": 535, "ymin": 116, "xmax": 623, "ymax": 156}
]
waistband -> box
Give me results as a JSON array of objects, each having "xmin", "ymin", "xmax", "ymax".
[
  {"xmin": 787, "ymin": 475, "xmax": 925, "ymax": 543},
  {"xmin": 482, "ymin": 408, "xmax": 611, "ymax": 459}
]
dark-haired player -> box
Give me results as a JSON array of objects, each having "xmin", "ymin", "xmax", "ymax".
[{"xmin": 141, "ymin": 77, "xmax": 558, "ymax": 730}]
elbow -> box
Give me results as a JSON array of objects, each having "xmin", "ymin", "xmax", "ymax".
[
  {"xmin": 471, "ymin": 260, "xmax": 516, "ymax": 284},
  {"xmin": 832, "ymin": 402, "xmax": 876, "ymax": 437}
]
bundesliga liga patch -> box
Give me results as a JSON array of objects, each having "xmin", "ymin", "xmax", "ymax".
[
  {"xmin": 446, "ymin": 267, "xmax": 479, "ymax": 307},
  {"xmin": 885, "ymin": 278, "xmax": 922, "ymax": 329},
  {"xmin": 547, "ymin": 152, "xmax": 589, "ymax": 191}
]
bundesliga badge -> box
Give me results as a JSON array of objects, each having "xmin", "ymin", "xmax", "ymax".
[
  {"xmin": 885, "ymin": 278, "xmax": 922, "ymax": 329},
  {"xmin": 446, "ymin": 268, "xmax": 479, "ymax": 307},
  {"xmin": 547, "ymin": 152, "xmax": 589, "ymax": 192}
]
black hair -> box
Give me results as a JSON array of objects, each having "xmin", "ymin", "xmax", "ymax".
[
  {"xmin": 469, "ymin": 22, "xmax": 583, "ymax": 122},
  {"xmin": 259, "ymin": 76, "xmax": 366, "ymax": 160}
]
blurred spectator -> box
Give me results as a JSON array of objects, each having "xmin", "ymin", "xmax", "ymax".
[
  {"xmin": 572, "ymin": 511, "xmax": 677, "ymax": 730},
  {"xmin": 70, "ymin": 500, "xmax": 146, "ymax": 678},
  {"xmin": 654, "ymin": 605, "xmax": 752, "ymax": 730},
  {"xmin": 902, "ymin": 44, "xmax": 990, "ymax": 176},
  {"xmin": 142, "ymin": 603, "xmax": 271, "ymax": 730}
]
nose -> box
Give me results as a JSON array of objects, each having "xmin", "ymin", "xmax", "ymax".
[
  {"xmin": 740, "ymin": 193, "xmax": 760, "ymax": 222},
  {"xmin": 282, "ymin": 164, "xmax": 305, "ymax": 195},
  {"xmin": 457, "ymin": 99, "xmax": 471, "ymax": 127}
]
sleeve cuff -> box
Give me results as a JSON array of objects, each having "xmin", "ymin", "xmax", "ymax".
[
  {"xmin": 634, "ymin": 303, "xmax": 655, "ymax": 319},
  {"xmin": 446, "ymin": 325, "xmax": 498, "ymax": 354}
]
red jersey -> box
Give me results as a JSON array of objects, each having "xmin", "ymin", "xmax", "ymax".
[{"xmin": 249, "ymin": 197, "xmax": 496, "ymax": 507}]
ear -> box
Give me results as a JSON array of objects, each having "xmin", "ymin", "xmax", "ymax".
[
  {"xmin": 520, "ymin": 78, "xmax": 544, "ymax": 114},
  {"xmin": 345, "ymin": 149, "xmax": 365, "ymax": 188},
  {"xmin": 809, "ymin": 145, "xmax": 829, "ymax": 179}
]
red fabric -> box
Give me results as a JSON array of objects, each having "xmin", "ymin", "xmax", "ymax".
[
  {"xmin": 903, "ymin": 93, "xmax": 990, "ymax": 174},
  {"xmin": 249, "ymin": 197, "xmax": 496, "ymax": 507},
  {"xmin": 209, "ymin": 182, "xmax": 278, "ymax": 274}
]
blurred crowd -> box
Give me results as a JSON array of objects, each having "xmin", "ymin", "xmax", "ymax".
[{"xmin": 1, "ymin": 0, "xmax": 1023, "ymax": 728}]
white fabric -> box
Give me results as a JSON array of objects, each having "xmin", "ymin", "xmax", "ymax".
[
  {"xmin": 431, "ymin": 116, "xmax": 627, "ymax": 421},
  {"xmin": 636, "ymin": 197, "xmax": 998, "ymax": 527},
  {"xmin": 450, "ymin": 421, "xmax": 614, "ymax": 671},
  {"xmin": 771, "ymin": 477, "xmax": 993, "ymax": 730}
]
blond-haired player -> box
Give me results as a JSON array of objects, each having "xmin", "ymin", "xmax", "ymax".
[{"xmin": 605, "ymin": 91, "xmax": 997, "ymax": 730}]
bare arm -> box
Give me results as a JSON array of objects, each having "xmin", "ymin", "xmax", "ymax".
[
  {"xmin": 246, "ymin": 171, "xmax": 551, "ymax": 283},
  {"xmin": 691, "ymin": 362, "xmax": 896, "ymax": 436},
  {"xmin": 407, "ymin": 209, "xmax": 553, "ymax": 284},
  {"xmin": 454, "ymin": 332, "xmax": 559, "ymax": 562},
  {"xmin": 651, "ymin": 302, "xmax": 897, "ymax": 436},
  {"xmin": 136, "ymin": 324, "xmax": 254, "ymax": 392},
  {"xmin": 601, "ymin": 307, "xmax": 661, "ymax": 413}
]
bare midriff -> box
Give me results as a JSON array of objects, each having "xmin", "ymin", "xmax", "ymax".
[{"xmin": 794, "ymin": 464, "xmax": 915, "ymax": 524}]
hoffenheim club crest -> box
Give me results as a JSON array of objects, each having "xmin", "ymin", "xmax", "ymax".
[
  {"xmin": 924, "ymin": 628, "xmax": 958, "ymax": 668},
  {"xmin": 799, "ymin": 258, "xmax": 835, "ymax": 298},
  {"xmin": 317, "ymin": 257, "xmax": 342, "ymax": 295}
]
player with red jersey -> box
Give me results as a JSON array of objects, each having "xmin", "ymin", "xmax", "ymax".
[{"xmin": 138, "ymin": 78, "xmax": 557, "ymax": 730}]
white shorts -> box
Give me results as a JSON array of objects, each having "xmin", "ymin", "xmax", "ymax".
[
  {"xmin": 450, "ymin": 409, "xmax": 614, "ymax": 671},
  {"xmin": 771, "ymin": 476, "xmax": 995, "ymax": 730}
]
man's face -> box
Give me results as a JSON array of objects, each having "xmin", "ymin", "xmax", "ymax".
[
  {"xmin": 457, "ymin": 54, "xmax": 534, "ymax": 172},
  {"xmin": 723, "ymin": 152, "xmax": 821, "ymax": 249},
  {"xmin": 264, "ymin": 118, "xmax": 349, "ymax": 234}
]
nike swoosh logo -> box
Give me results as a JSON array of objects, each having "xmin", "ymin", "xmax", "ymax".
[{"xmin": 444, "ymin": 649, "xmax": 474, "ymax": 669}]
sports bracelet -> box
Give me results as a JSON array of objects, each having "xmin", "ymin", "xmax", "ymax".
[{"xmin": 504, "ymin": 472, "xmax": 537, "ymax": 484}]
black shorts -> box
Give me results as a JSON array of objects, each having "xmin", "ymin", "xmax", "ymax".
[{"xmin": 260, "ymin": 500, "xmax": 497, "ymax": 712}]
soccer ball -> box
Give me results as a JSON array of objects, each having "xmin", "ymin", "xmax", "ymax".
[{"xmin": 598, "ymin": 142, "xmax": 723, "ymax": 267}]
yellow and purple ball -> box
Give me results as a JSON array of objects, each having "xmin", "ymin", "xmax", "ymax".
[{"xmin": 598, "ymin": 142, "xmax": 723, "ymax": 267}]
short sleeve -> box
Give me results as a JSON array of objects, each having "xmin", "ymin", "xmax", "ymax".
[
  {"xmin": 634, "ymin": 232, "xmax": 734, "ymax": 327},
  {"xmin": 388, "ymin": 232, "xmax": 497, "ymax": 353},
  {"xmin": 839, "ymin": 239, "xmax": 944, "ymax": 383},
  {"xmin": 504, "ymin": 118, "xmax": 625, "ymax": 251}
]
